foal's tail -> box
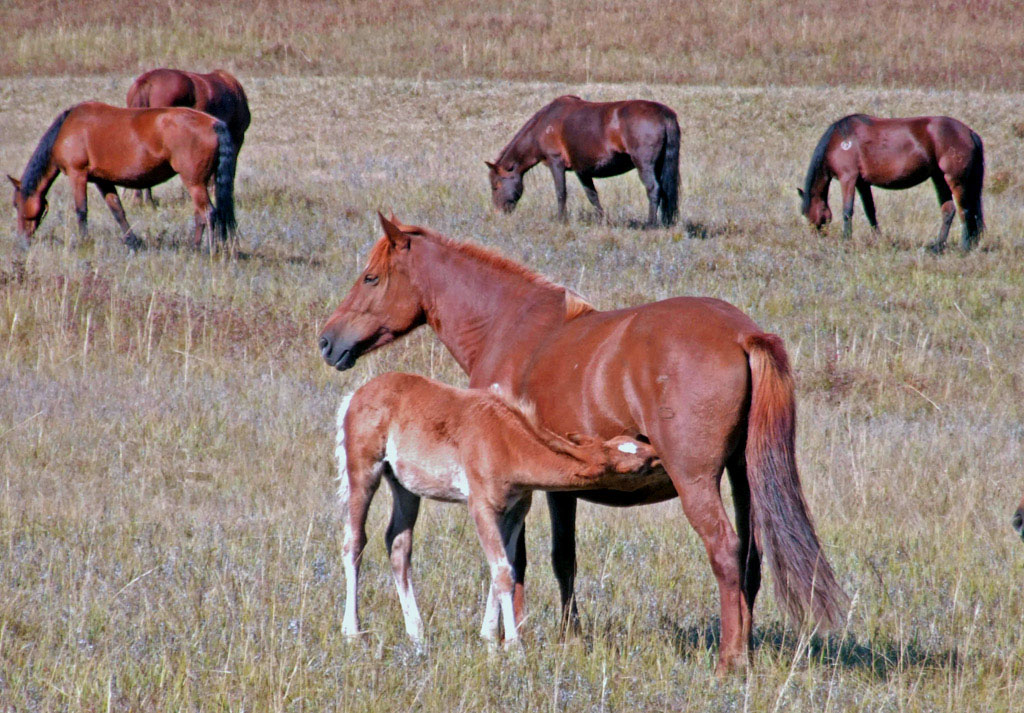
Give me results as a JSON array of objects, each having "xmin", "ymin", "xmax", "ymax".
[
  {"xmin": 743, "ymin": 333, "xmax": 848, "ymax": 630},
  {"xmin": 658, "ymin": 115, "xmax": 680, "ymax": 226},
  {"xmin": 211, "ymin": 120, "xmax": 237, "ymax": 241},
  {"xmin": 335, "ymin": 391, "xmax": 356, "ymax": 514},
  {"xmin": 964, "ymin": 130, "xmax": 985, "ymax": 244}
]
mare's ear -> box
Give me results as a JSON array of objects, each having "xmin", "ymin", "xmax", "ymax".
[
  {"xmin": 484, "ymin": 160, "xmax": 498, "ymax": 172},
  {"xmin": 796, "ymin": 187, "xmax": 805, "ymax": 199},
  {"xmin": 378, "ymin": 211, "xmax": 411, "ymax": 250},
  {"xmin": 7, "ymin": 175, "xmax": 20, "ymax": 190}
]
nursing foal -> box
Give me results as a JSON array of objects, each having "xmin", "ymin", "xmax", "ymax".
[{"xmin": 336, "ymin": 372, "xmax": 659, "ymax": 645}]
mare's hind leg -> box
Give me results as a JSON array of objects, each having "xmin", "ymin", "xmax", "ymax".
[
  {"xmin": 577, "ymin": 173, "xmax": 605, "ymax": 223},
  {"xmin": 185, "ymin": 183, "xmax": 215, "ymax": 252},
  {"xmin": 383, "ymin": 476, "xmax": 425, "ymax": 643},
  {"xmin": 856, "ymin": 181, "xmax": 879, "ymax": 233},
  {"xmin": 635, "ymin": 162, "xmax": 661, "ymax": 228},
  {"xmin": 94, "ymin": 180, "xmax": 142, "ymax": 249},
  {"xmin": 926, "ymin": 175, "xmax": 956, "ymax": 253},
  {"xmin": 546, "ymin": 492, "xmax": 582, "ymax": 637},
  {"xmin": 726, "ymin": 454, "xmax": 760, "ymax": 651},
  {"xmin": 340, "ymin": 461, "xmax": 382, "ymax": 638}
]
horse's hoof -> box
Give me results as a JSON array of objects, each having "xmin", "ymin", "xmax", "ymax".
[{"xmin": 925, "ymin": 242, "xmax": 946, "ymax": 255}]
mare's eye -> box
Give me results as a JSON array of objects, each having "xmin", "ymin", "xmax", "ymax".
[{"xmin": 364, "ymin": 274, "xmax": 379, "ymax": 286}]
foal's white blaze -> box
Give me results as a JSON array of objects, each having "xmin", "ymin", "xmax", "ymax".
[{"xmin": 617, "ymin": 442, "xmax": 638, "ymax": 454}]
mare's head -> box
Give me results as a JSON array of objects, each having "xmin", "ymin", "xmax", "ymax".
[
  {"xmin": 1013, "ymin": 495, "xmax": 1024, "ymax": 542},
  {"xmin": 8, "ymin": 175, "xmax": 47, "ymax": 239},
  {"xmin": 797, "ymin": 187, "xmax": 831, "ymax": 231},
  {"xmin": 319, "ymin": 213, "xmax": 426, "ymax": 370},
  {"xmin": 485, "ymin": 161, "xmax": 523, "ymax": 214}
]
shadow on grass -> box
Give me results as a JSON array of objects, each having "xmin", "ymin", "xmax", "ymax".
[{"xmin": 664, "ymin": 617, "xmax": 959, "ymax": 679}]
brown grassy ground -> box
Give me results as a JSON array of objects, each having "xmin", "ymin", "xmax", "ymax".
[
  {"xmin": 1, "ymin": 40, "xmax": 1024, "ymax": 713},
  {"xmin": 3, "ymin": 0, "xmax": 1024, "ymax": 90}
]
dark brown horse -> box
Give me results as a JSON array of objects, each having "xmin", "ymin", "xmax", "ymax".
[
  {"xmin": 319, "ymin": 214, "xmax": 848, "ymax": 674},
  {"xmin": 126, "ymin": 68, "xmax": 250, "ymax": 205},
  {"xmin": 487, "ymin": 96, "xmax": 680, "ymax": 227},
  {"xmin": 8, "ymin": 102, "xmax": 235, "ymax": 251},
  {"xmin": 798, "ymin": 114, "xmax": 984, "ymax": 251},
  {"xmin": 1013, "ymin": 496, "xmax": 1024, "ymax": 542}
]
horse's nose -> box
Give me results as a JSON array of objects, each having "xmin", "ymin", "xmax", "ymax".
[{"xmin": 1013, "ymin": 508, "xmax": 1024, "ymax": 541}]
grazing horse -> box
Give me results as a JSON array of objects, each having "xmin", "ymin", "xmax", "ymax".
[
  {"xmin": 1013, "ymin": 496, "xmax": 1024, "ymax": 541},
  {"xmin": 7, "ymin": 102, "xmax": 235, "ymax": 250},
  {"xmin": 487, "ymin": 95, "xmax": 680, "ymax": 227},
  {"xmin": 798, "ymin": 114, "xmax": 984, "ymax": 251},
  {"xmin": 336, "ymin": 372, "xmax": 659, "ymax": 645},
  {"xmin": 319, "ymin": 214, "xmax": 848, "ymax": 674},
  {"xmin": 126, "ymin": 68, "xmax": 250, "ymax": 206}
]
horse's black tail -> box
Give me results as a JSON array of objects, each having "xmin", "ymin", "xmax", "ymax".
[
  {"xmin": 963, "ymin": 130, "xmax": 985, "ymax": 248},
  {"xmin": 211, "ymin": 120, "xmax": 237, "ymax": 242},
  {"xmin": 658, "ymin": 115, "xmax": 680, "ymax": 226}
]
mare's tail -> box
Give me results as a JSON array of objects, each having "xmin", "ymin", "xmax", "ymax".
[
  {"xmin": 743, "ymin": 333, "xmax": 849, "ymax": 629},
  {"xmin": 126, "ymin": 76, "xmax": 150, "ymax": 108},
  {"xmin": 211, "ymin": 120, "xmax": 237, "ymax": 241},
  {"xmin": 658, "ymin": 115, "xmax": 680, "ymax": 226},
  {"xmin": 963, "ymin": 131, "xmax": 985, "ymax": 247}
]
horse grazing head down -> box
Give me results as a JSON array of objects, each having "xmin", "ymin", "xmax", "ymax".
[
  {"xmin": 8, "ymin": 175, "xmax": 47, "ymax": 239},
  {"xmin": 796, "ymin": 187, "xmax": 831, "ymax": 231},
  {"xmin": 485, "ymin": 161, "xmax": 523, "ymax": 214},
  {"xmin": 319, "ymin": 213, "xmax": 426, "ymax": 370},
  {"xmin": 1013, "ymin": 495, "xmax": 1024, "ymax": 542}
]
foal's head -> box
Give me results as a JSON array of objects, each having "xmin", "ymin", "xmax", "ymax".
[
  {"xmin": 560, "ymin": 433, "xmax": 659, "ymax": 478},
  {"xmin": 485, "ymin": 161, "xmax": 524, "ymax": 214},
  {"xmin": 8, "ymin": 175, "xmax": 47, "ymax": 239},
  {"xmin": 319, "ymin": 213, "xmax": 426, "ymax": 371}
]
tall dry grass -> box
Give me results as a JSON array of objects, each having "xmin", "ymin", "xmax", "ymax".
[
  {"xmin": 3, "ymin": 0, "xmax": 1024, "ymax": 90},
  {"xmin": 1, "ymin": 59, "xmax": 1023, "ymax": 713}
]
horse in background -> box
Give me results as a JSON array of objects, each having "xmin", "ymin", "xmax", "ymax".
[
  {"xmin": 336, "ymin": 372, "xmax": 659, "ymax": 646},
  {"xmin": 487, "ymin": 96, "xmax": 680, "ymax": 227},
  {"xmin": 1013, "ymin": 496, "xmax": 1024, "ymax": 542},
  {"xmin": 8, "ymin": 102, "xmax": 235, "ymax": 251},
  {"xmin": 319, "ymin": 213, "xmax": 848, "ymax": 674},
  {"xmin": 798, "ymin": 114, "xmax": 984, "ymax": 252},
  {"xmin": 126, "ymin": 68, "xmax": 250, "ymax": 206}
]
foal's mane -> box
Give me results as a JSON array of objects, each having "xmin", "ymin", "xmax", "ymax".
[
  {"xmin": 19, "ymin": 108, "xmax": 72, "ymax": 198},
  {"xmin": 486, "ymin": 384, "xmax": 595, "ymax": 461},
  {"xmin": 367, "ymin": 221, "xmax": 595, "ymax": 321},
  {"xmin": 801, "ymin": 114, "xmax": 870, "ymax": 213}
]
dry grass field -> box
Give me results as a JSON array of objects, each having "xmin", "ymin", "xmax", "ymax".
[{"xmin": 2, "ymin": 3, "xmax": 1024, "ymax": 712}]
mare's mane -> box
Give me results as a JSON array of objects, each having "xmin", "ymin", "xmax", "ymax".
[
  {"xmin": 801, "ymin": 114, "xmax": 870, "ymax": 213},
  {"xmin": 366, "ymin": 221, "xmax": 595, "ymax": 321},
  {"xmin": 19, "ymin": 108, "xmax": 72, "ymax": 198},
  {"xmin": 495, "ymin": 96, "xmax": 579, "ymax": 167}
]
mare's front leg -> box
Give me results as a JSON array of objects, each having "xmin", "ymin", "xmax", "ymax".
[
  {"xmin": 69, "ymin": 170, "xmax": 88, "ymax": 238},
  {"xmin": 839, "ymin": 175, "xmax": 857, "ymax": 239},
  {"xmin": 546, "ymin": 492, "xmax": 581, "ymax": 636},
  {"xmin": 577, "ymin": 173, "xmax": 605, "ymax": 223},
  {"xmin": 94, "ymin": 180, "xmax": 142, "ymax": 249},
  {"xmin": 548, "ymin": 160, "xmax": 568, "ymax": 222},
  {"xmin": 384, "ymin": 477, "xmax": 425, "ymax": 644},
  {"xmin": 500, "ymin": 494, "xmax": 533, "ymax": 632},
  {"xmin": 856, "ymin": 180, "xmax": 879, "ymax": 233}
]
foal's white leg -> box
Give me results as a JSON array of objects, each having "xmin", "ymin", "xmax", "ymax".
[
  {"xmin": 385, "ymin": 477, "xmax": 425, "ymax": 643},
  {"xmin": 470, "ymin": 498, "xmax": 522, "ymax": 645}
]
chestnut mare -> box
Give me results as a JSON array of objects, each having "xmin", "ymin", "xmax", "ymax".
[
  {"xmin": 126, "ymin": 68, "xmax": 250, "ymax": 206},
  {"xmin": 799, "ymin": 114, "xmax": 984, "ymax": 251},
  {"xmin": 336, "ymin": 372, "xmax": 659, "ymax": 646},
  {"xmin": 8, "ymin": 102, "xmax": 235, "ymax": 250},
  {"xmin": 319, "ymin": 214, "xmax": 848, "ymax": 673},
  {"xmin": 487, "ymin": 95, "xmax": 679, "ymax": 227},
  {"xmin": 1013, "ymin": 497, "xmax": 1024, "ymax": 542}
]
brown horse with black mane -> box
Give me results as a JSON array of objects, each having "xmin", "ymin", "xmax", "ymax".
[
  {"xmin": 487, "ymin": 95, "xmax": 680, "ymax": 227},
  {"xmin": 127, "ymin": 68, "xmax": 250, "ymax": 206},
  {"xmin": 799, "ymin": 114, "xmax": 984, "ymax": 251},
  {"xmin": 319, "ymin": 214, "xmax": 848, "ymax": 674},
  {"xmin": 1013, "ymin": 496, "xmax": 1024, "ymax": 542},
  {"xmin": 8, "ymin": 102, "xmax": 235, "ymax": 251}
]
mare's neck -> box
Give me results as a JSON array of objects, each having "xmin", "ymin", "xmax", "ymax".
[
  {"xmin": 500, "ymin": 131, "xmax": 543, "ymax": 174},
  {"xmin": 410, "ymin": 240, "xmax": 567, "ymax": 384}
]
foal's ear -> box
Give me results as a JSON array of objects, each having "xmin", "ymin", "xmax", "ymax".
[
  {"xmin": 6, "ymin": 174, "xmax": 20, "ymax": 190},
  {"xmin": 378, "ymin": 211, "xmax": 411, "ymax": 250},
  {"xmin": 796, "ymin": 187, "xmax": 805, "ymax": 199}
]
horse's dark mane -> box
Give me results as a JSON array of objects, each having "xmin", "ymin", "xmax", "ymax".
[
  {"xmin": 496, "ymin": 97, "xmax": 578, "ymax": 167},
  {"xmin": 801, "ymin": 114, "xmax": 870, "ymax": 213},
  {"xmin": 20, "ymin": 108, "xmax": 72, "ymax": 198}
]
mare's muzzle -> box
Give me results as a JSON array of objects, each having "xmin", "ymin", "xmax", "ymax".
[{"xmin": 319, "ymin": 334, "xmax": 359, "ymax": 371}]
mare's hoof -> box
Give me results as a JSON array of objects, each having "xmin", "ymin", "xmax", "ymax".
[{"xmin": 925, "ymin": 241, "xmax": 947, "ymax": 255}]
